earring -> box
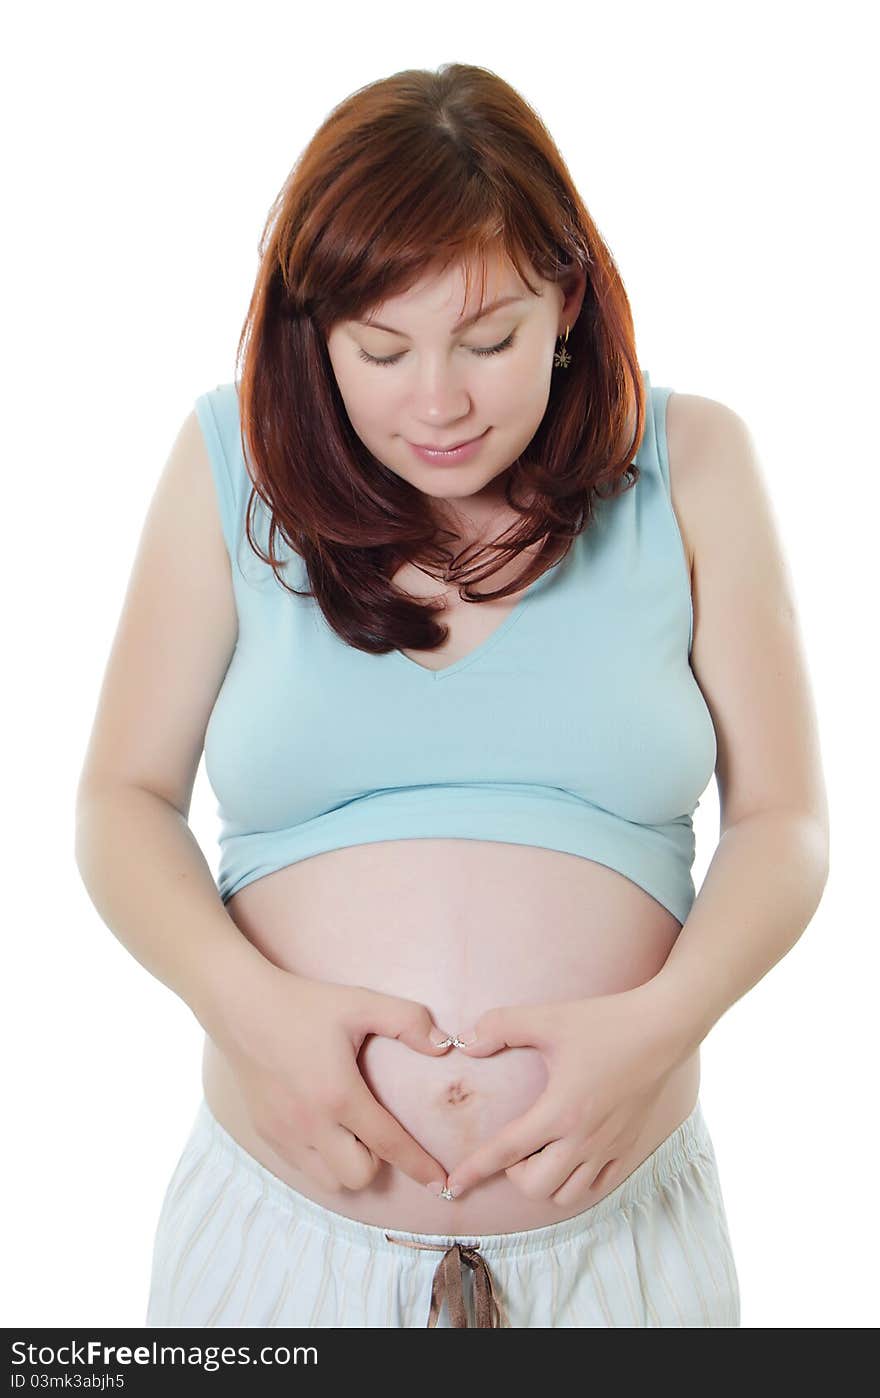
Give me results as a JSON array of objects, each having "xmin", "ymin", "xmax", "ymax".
[{"xmin": 553, "ymin": 324, "xmax": 572, "ymax": 369}]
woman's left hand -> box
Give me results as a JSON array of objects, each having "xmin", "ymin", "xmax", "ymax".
[{"xmin": 444, "ymin": 981, "xmax": 688, "ymax": 1205}]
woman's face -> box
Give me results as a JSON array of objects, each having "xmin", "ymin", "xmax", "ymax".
[{"xmin": 325, "ymin": 254, "xmax": 586, "ymax": 529}]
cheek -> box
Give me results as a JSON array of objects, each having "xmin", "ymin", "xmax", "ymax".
[
  {"xmin": 364, "ymin": 394, "xmax": 402, "ymax": 439},
  {"xmin": 494, "ymin": 357, "xmax": 549, "ymax": 411},
  {"xmin": 336, "ymin": 376, "xmax": 391, "ymax": 435},
  {"xmin": 495, "ymin": 371, "xmax": 551, "ymax": 436}
]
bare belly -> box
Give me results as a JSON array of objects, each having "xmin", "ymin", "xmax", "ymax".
[{"xmin": 202, "ymin": 838, "xmax": 699, "ymax": 1233}]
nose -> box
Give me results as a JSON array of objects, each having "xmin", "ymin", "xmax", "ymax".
[{"xmin": 410, "ymin": 357, "xmax": 474, "ymax": 426}]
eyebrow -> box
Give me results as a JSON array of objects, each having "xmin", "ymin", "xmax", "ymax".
[{"xmin": 359, "ymin": 295, "xmax": 526, "ymax": 337}]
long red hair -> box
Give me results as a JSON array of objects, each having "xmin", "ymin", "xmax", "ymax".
[{"xmin": 233, "ymin": 62, "xmax": 645, "ymax": 654}]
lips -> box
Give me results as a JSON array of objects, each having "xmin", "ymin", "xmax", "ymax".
[{"xmin": 412, "ymin": 431, "xmax": 484, "ymax": 451}]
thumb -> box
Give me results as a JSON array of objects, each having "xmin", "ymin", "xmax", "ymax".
[
  {"xmin": 358, "ymin": 990, "xmax": 454, "ymax": 1057},
  {"xmin": 455, "ymin": 1005, "xmax": 534, "ymax": 1058}
]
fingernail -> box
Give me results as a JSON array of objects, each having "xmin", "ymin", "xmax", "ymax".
[{"xmin": 425, "ymin": 1180, "xmax": 446, "ymax": 1196}]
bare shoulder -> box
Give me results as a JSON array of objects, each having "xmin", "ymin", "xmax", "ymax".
[
  {"xmin": 664, "ymin": 391, "xmax": 755, "ymax": 577},
  {"xmin": 75, "ymin": 404, "xmax": 238, "ymax": 814},
  {"xmin": 663, "ymin": 390, "xmax": 829, "ymax": 837}
]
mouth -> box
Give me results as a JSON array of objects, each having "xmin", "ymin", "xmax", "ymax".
[
  {"xmin": 412, "ymin": 431, "xmax": 485, "ymax": 451},
  {"xmin": 406, "ymin": 429, "xmax": 490, "ymax": 464}
]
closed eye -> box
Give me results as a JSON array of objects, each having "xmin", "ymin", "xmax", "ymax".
[{"xmin": 357, "ymin": 330, "xmax": 517, "ymax": 367}]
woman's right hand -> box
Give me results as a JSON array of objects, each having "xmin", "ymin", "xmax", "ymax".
[{"xmin": 217, "ymin": 966, "xmax": 454, "ymax": 1193}]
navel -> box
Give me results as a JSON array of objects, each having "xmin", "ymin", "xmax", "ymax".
[{"xmin": 438, "ymin": 1078, "xmax": 474, "ymax": 1107}]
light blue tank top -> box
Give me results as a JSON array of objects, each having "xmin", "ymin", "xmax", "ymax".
[{"xmin": 195, "ymin": 369, "xmax": 716, "ymax": 926}]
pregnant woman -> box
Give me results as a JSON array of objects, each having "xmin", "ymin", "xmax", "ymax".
[{"xmin": 74, "ymin": 64, "xmax": 829, "ymax": 1328}]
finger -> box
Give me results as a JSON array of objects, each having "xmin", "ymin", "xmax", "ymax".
[
  {"xmin": 552, "ymin": 1156, "xmax": 619, "ymax": 1206},
  {"xmin": 446, "ymin": 1103, "xmax": 555, "ymax": 1197},
  {"xmin": 260, "ymin": 1129, "xmax": 341, "ymax": 1193},
  {"xmin": 454, "ymin": 1003, "xmax": 549, "ymax": 1058},
  {"xmin": 306, "ymin": 1121, "xmax": 385, "ymax": 1192},
  {"xmin": 350, "ymin": 991, "xmax": 454, "ymax": 1057},
  {"xmin": 505, "ymin": 1138, "xmax": 577, "ymax": 1197},
  {"xmin": 343, "ymin": 1080, "xmax": 448, "ymax": 1189},
  {"xmin": 299, "ymin": 1144, "xmax": 344, "ymax": 1192}
]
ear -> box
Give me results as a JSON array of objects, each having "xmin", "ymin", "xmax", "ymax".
[{"xmin": 559, "ymin": 268, "xmax": 588, "ymax": 331}]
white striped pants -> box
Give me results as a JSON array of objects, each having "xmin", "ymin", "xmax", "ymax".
[{"xmin": 146, "ymin": 1096, "xmax": 741, "ymax": 1327}]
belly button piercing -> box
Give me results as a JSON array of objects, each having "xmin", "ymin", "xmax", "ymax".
[{"xmin": 435, "ymin": 1035, "xmax": 470, "ymax": 1049}]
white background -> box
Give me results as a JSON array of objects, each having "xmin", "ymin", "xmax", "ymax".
[{"xmin": 4, "ymin": 0, "xmax": 876, "ymax": 1329}]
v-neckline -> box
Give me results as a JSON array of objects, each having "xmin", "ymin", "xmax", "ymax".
[{"xmin": 390, "ymin": 556, "xmax": 564, "ymax": 682}]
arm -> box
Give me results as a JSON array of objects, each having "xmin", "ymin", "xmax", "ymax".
[
  {"xmin": 649, "ymin": 810, "xmax": 828, "ymax": 1063},
  {"xmin": 73, "ymin": 405, "xmax": 283, "ymax": 1059},
  {"xmin": 75, "ymin": 784, "xmax": 280, "ymax": 1056},
  {"xmin": 649, "ymin": 395, "xmax": 830, "ymax": 1062}
]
